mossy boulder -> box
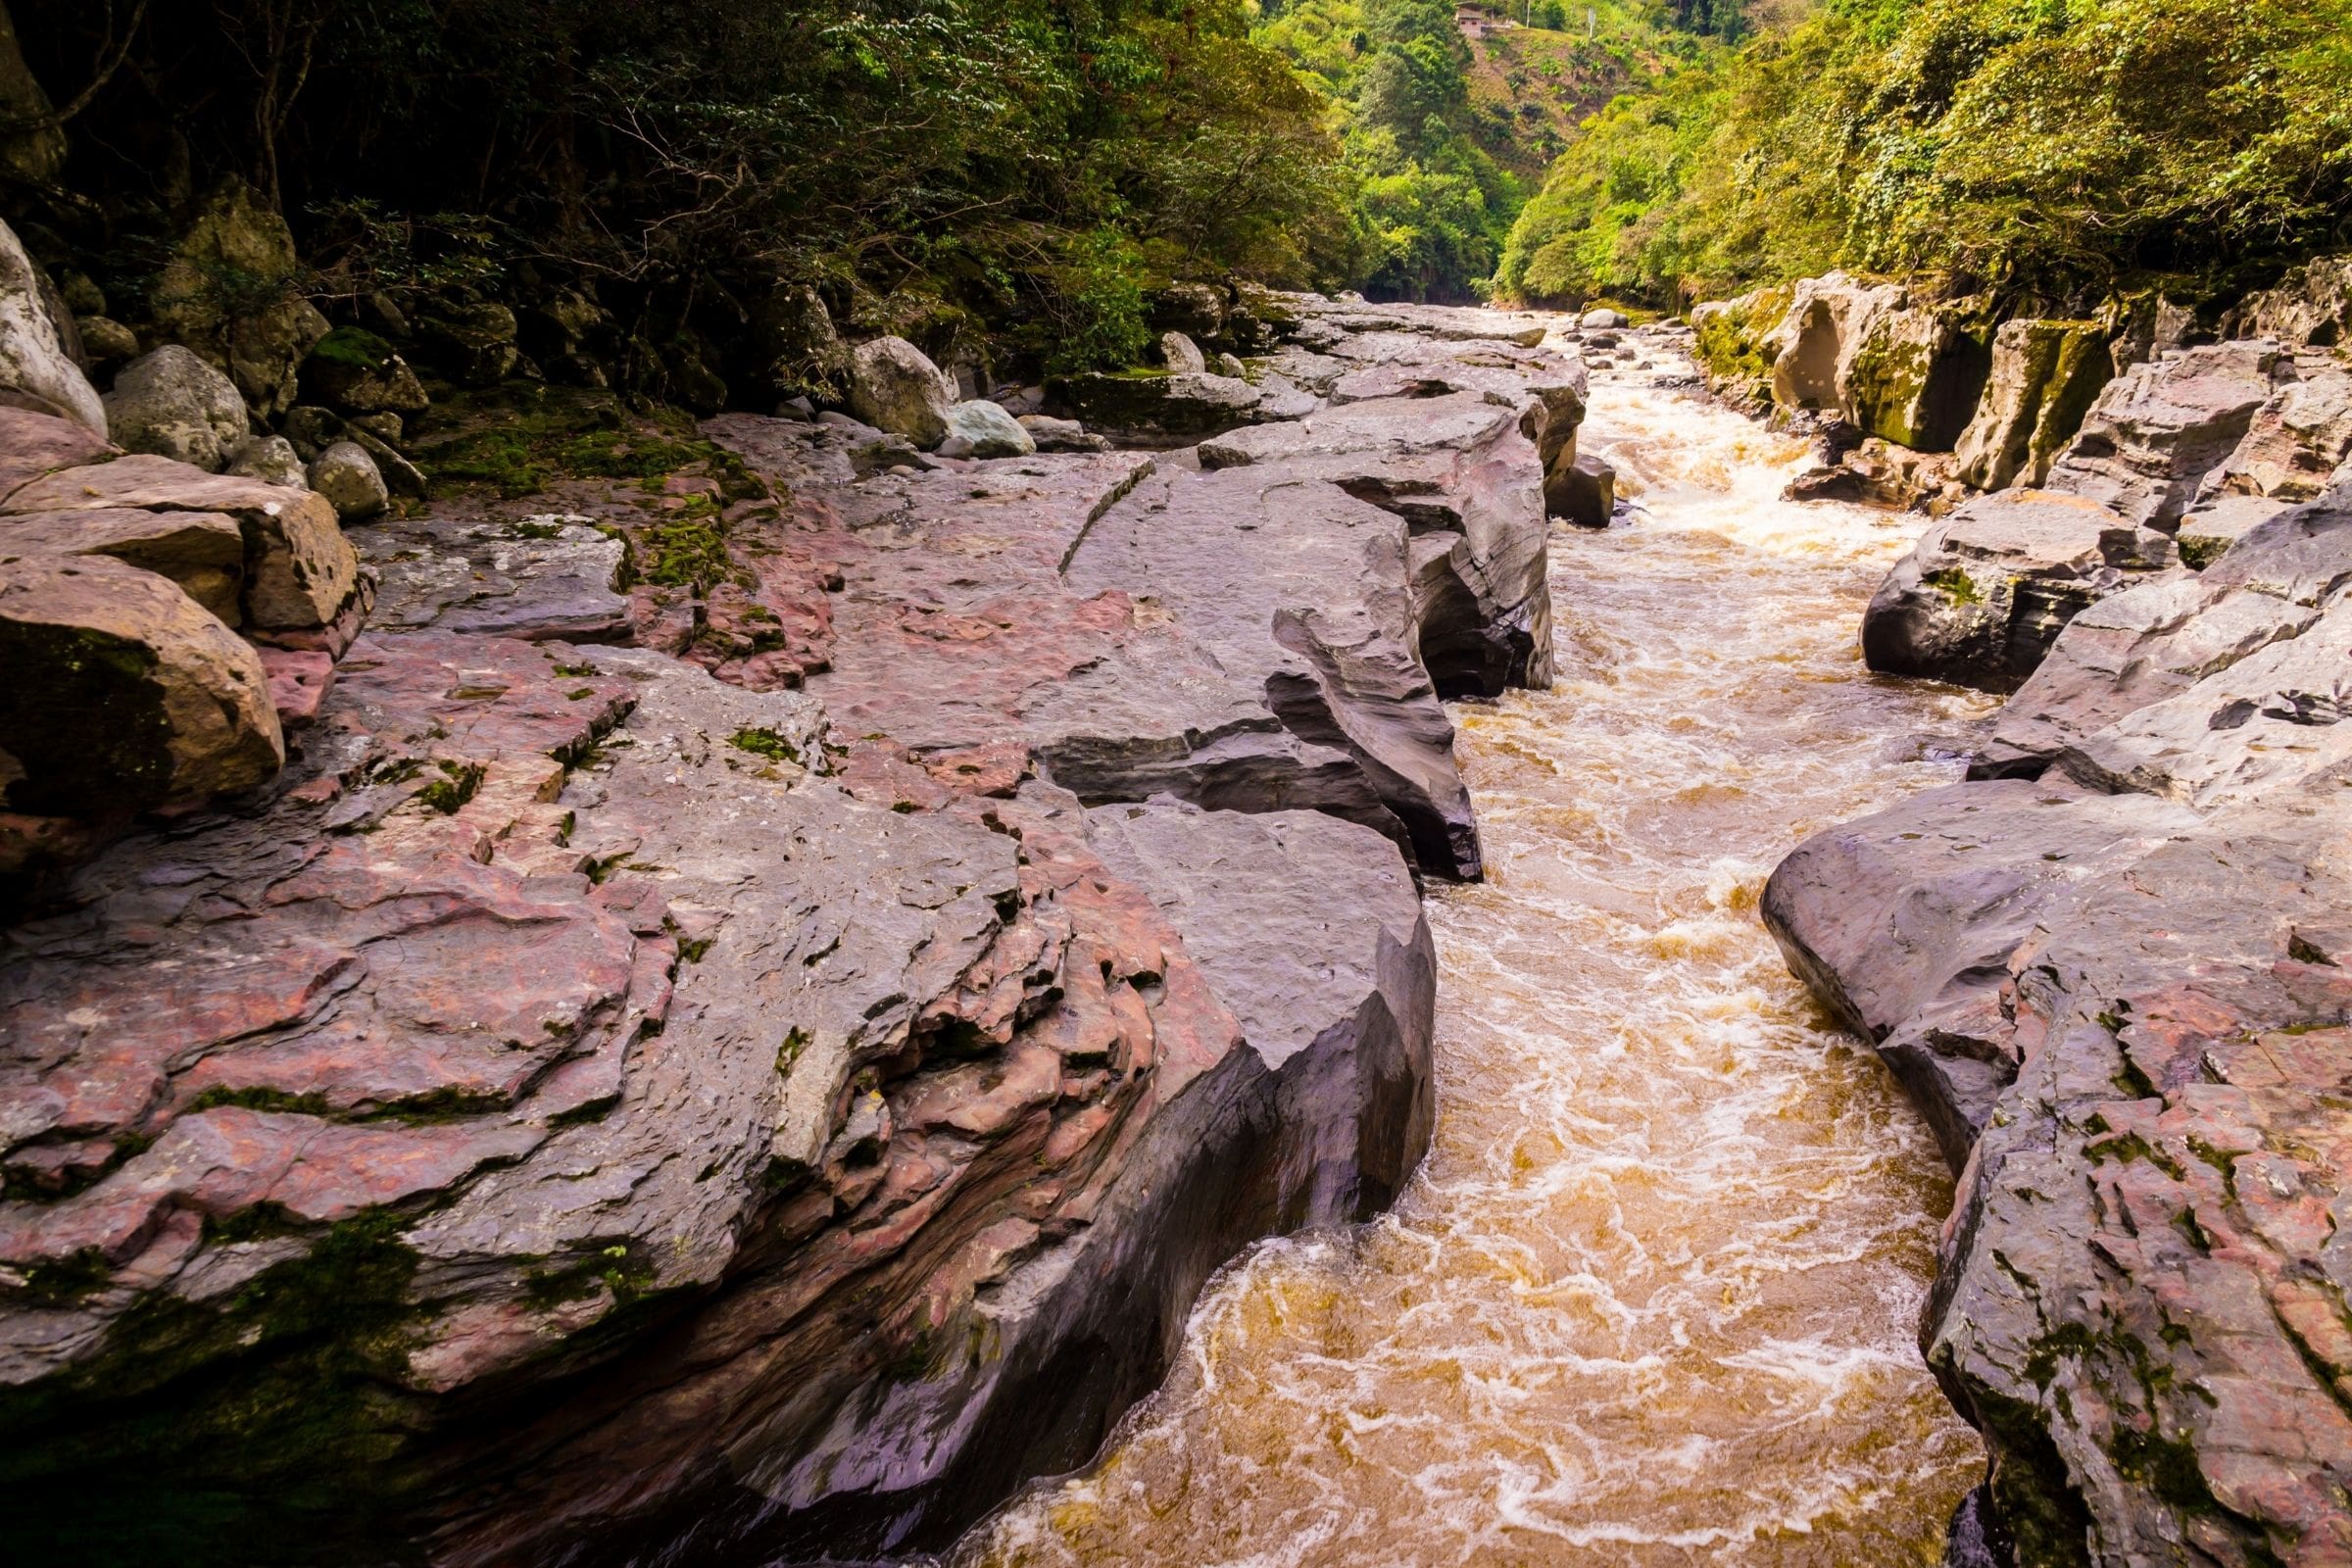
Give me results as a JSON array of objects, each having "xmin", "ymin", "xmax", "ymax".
[
  {"xmin": 1689, "ymin": 284, "xmax": 1790, "ymax": 407},
  {"xmin": 146, "ymin": 177, "xmax": 329, "ymax": 420},
  {"xmin": 300, "ymin": 326, "xmax": 429, "ymax": 417}
]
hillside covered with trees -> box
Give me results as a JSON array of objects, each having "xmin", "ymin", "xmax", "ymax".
[{"xmin": 1496, "ymin": 0, "xmax": 2352, "ymax": 312}]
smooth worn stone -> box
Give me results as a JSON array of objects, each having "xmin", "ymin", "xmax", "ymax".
[
  {"xmin": 2196, "ymin": 356, "xmax": 2352, "ymax": 506},
  {"xmin": 937, "ymin": 399, "xmax": 1036, "ymax": 460},
  {"xmin": 1159, "ymin": 330, "xmax": 1206, "ymax": 374},
  {"xmin": 349, "ymin": 514, "xmax": 629, "ymax": 641},
  {"xmin": 847, "ymin": 335, "xmax": 955, "ymax": 449},
  {"xmin": 2043, "ymin": 340, "xmax": 2294, "ymax": 528},
  {"xmin": 1017, "ymin": 414, "xmax": 1110, "ymax": 453},
  {"xmin": 0, "ymin": 217, "xmax": 105, "ymax": 437},
  {"xmin": 0, "ymin": 552, "xmax": 282, "ymax": 813},
  {"xmin": 308, "ymin": 440, "xmax": 390, "ymax": 521},
  {"xmin": 101, "ymin": 346, "xmax": 251, "ymax": 472},
  {"xmin": 1552, "ymin": 450, "xmax": 1615, "ymax": 527},
  {"xmin": 0, "ymin": 506, "xmax": 246, "ymax": 623},
  {"xmin": 1862, "ymin": 489, "xmax": 2176, "ymax": 692},
  {"xmin": 1975, "ymin": 488, "xmax": 2352, "ymax": 776},
  {"xmin": 1777, "ymin": 461, "xmax": 2352, "ymax": 1565},
  {"xmin": 4, "ymin": 454, "xmax": 360, "ymax": 631},
  {"xmin": 1579, "ymin": 307, "xmax": 1630, "ymax": 329},
  {"xmin": 145, "ymin": 178, "xmax": 328, "ymax": 418}
]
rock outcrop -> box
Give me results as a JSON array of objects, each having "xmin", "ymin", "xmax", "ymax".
[
  {"xmin": 1952, "ymin": 319, "xmax": 2114, "ymax": 492},
  {"xmin": 1861, "ymin": 489, "xmax": 2177, "ymax": 691},
  {"xmin": 2043, "ymin": 342, "xmax": 2295, "ymax": 529},
  {"xmin": 0, "ymin": 294, "xmax": 1574, "ymax": 1566},
  {"xmin": 1770, "ymin": 481, "xmax": 2352, "ymax": 1566},
  {"xmin": 1764, "ymin": 272, "xmax": 1989, "ymax": 450}
]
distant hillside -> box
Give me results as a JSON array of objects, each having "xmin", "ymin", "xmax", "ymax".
[{"xmin": 1456, "ymin": 0, "xmax": 1692, "ymax": 178}]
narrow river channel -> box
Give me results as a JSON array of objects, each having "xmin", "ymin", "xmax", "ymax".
[{"xmin": 954, "ymin": 353, "xmax": 1993, "ymax": 1568}]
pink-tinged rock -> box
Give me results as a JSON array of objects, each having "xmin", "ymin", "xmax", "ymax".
[
  {"xmin": 0, "ymin": 407, "xmax": 118, "ymax": 503},
  {"xmin": 2, "ymin": 454, "xmax": 359, "ymax": 630},
  {"xmin": 258, "ymin": 647, "xmax": 333, "ymax": 725},
  {"xmin": 0, "ymin": 506, "xmax": 246, "ymax": 623}
]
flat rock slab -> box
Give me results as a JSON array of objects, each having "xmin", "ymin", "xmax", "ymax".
[{"xmin": 350, "ymin": 514, "xmax": 630, "ymax": 641}]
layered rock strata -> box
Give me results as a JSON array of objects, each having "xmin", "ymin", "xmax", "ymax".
[
  {"xmin": 1770, "ymin": 484, "xmax": 2352, "ymax": 1565},
  {"xmin": 0, "ymin": 299, "xmax": 1575, "ymax": 1564}
]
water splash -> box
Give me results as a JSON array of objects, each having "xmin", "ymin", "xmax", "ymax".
[{"xmin": 954, "ymin": 358, "xmax": 1990, "ymax": 1568}]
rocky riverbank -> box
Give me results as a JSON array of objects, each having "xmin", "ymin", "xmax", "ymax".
[
  {"xmin": 0, "ymin": 275, "xmax": 1603, "ymax": 1563},
  {"xmin": 1711, "ymin": 267, "xmax": 2352, "ymax": 1564}
]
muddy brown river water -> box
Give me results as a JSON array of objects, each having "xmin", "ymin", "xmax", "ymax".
[{"xmin": 954, "ymin": 360, "xmax": 1992, "ymax": 1568}]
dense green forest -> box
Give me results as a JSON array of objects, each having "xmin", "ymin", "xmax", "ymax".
[
  {"xmin": 1496, "ymin": 0, "xmax": 2352, "ymax": 310},
  {"xmin": 3, "ymin": 0, "xmax": 2346, "ymax": 392}
]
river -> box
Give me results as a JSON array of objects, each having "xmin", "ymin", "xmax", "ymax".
[{"xmin": 952, "ymin": 352, "xmax": 1991, "ymax": 1568}]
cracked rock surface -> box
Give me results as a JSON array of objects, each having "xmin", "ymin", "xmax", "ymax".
[
  {"xmin": 1, "ymin": 296, "xmax": 1577, "ymax": 1564},
  {"xmin": 1770, "ymin": 480, "xmax": 2352, "ymax": 1566}
]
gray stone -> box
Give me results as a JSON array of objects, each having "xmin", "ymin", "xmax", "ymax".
[
  {"xmin": 1209, "ymin": 350, "xmax": 1249, "ymax": 379},
  {"xmin": 300, "ymin": 326, "xmax": 430, "ymax": 417},
  {"xmin": 2043, "ymin": 340, "xmax": 2292, "ymax": 528},
  {"xmin": 1159, "ymin": 330, "xmax": 1206, "ymax": 374},
  {"xmin": 308, "ymin": 441, "xmax": 390, "ymax": 522},
  {"xmin": 74, "ymin": 316, "xmax": 139, "ymax": 368},
  {"xmin": 224, "ymin": 434, "xmax": 308, "ymax": 491},
  {"xmin": 1052, "ymin": 370, "xmax": 1262, "ymax": 445},
  {"xmin": 1862, "ymin": 489, "xmax": 2177, "ymax": 691},
  {"xmin": 1579, "ymin": 308, "xmax": 1630, "ymax": 329},
  {"xmin": 102, "ymin": 346, "xmax": 250, "ymax": 471},
  {"xmin": 847, "ymin": 336, "xmax": 955, "ymax": 449},
  {"xmin": 937, "ymin": 399, "xmax": 1036, "ymax": 460},
  {"xmin": 349, "ymin": 514, "xmax": 630, "ymax": 641},
  {"xmin": 1017, "ymin": 414, "xmax": 1110, "ymax": 454}
]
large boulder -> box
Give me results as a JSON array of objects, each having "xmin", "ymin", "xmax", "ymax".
[
  {"xmin": 418, "ymin": 302, "xmax": 521, "ymax": 388},
  {"xmin": 847, "ymin": 335, "xmax": 954, "ymax": 448},
  {"xmin": 0, "ymin": 553, "xmax": 283, "ymax": 813},
  {"xmin": 299, "ymin": 326, "xmax": 430, "ymax": 416},
  {"xmin": 147, "ymin": 178, "xmax": 330, "ymax": 419},
  {"xmin": 1774, "ymin": 472, "xmax": 2352, "ymax": 1567},
  {"xmin": 1763, "ymin": 272, "xmax": 1988, "ymax": 450},
  {"xmin": 101, "ymin": 346, "xmax": 251, "ymax": 471},
  {"xmin": 1861, "ymin": 489, "xmax": 2176, "ymax": 691},
  {"xmin": 1158, "ymin": 330, "xmax": 1207, "ymax": 374},
  {"xmin": 1951, "ymin": 318, "xmax": 2115, "ymax": 491},
  {"xmin": 0, "ymin": 406, "xmax": 116, "ymax": 501},
  {"xmin": 1975, "ymin": 489, "xmax": 2352, "ymax": 776},
  {"xmin": 749, "ymin": 283, "xmax": 846, "ymax": 403},
  {"xmin": 2193, "ymin": 355, "xmax": 2352, "ymax": 507},
  {"xmin": 519, "ymin": 287, "xmax": 620, "ymax": 389},
  {"xmin": 2043, "ymin": 340, "xmax": 2293, "ymax": 528},
  {"xmin": 1690, "ymin": 284, "xmax": 1791, "ymax": 407},
  {"xmin": 0, "ymin": 218, "xmax": 105, "ymax": 437},
  {"xmin": 4, "ymin": 455, "xmax": 360, "ymax": 632},
  {"xmin": 0, "ymin": 506, "xmax": 247, "ymax": 622},
  {"xmin": 938, "ymin": 399, "xmax": 1035, "ymax": 460}
]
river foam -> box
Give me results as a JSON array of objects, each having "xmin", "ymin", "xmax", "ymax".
[{"xmin": 952, "ymin": 355, "xmax": 1991, "ymax": 1568}]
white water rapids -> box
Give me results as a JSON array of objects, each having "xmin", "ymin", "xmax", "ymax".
[{"xmin": 953, "ymin": 355, "xmax": 1993, "ymax": 1567}]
